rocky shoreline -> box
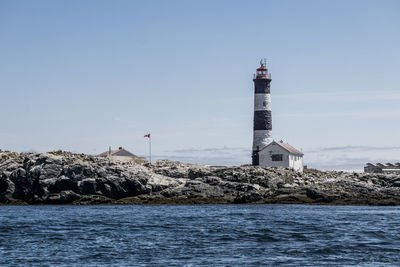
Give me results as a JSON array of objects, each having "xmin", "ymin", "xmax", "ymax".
[{"xmin": 1, "ymin": 151, "xmax": 400, "ymax": 205}]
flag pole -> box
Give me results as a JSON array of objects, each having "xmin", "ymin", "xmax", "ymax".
[
  {"xmin": 144, "ymin": 133, "xmax": 152, "ymax": 163},
  {"xmin": 149, "ymin": 133, "xmax": 152, "ymax": 163}
]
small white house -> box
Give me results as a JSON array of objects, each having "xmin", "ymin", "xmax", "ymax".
[{"xmin": 258, "ymin": 140, "xmax": 304, "ymax": 172}]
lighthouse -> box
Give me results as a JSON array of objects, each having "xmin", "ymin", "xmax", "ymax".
[
  {"xmin": 252, "ymin": 59, "xmax": 272, "ymax": 166},
  {"xmin": 251, "ymin": 60, "xmax": 304, "ymax": 171}
]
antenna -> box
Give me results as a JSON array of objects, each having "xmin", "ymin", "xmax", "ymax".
[{"xmin": 260, "ymin": 58, "xmax": 267, "ymax": 67}]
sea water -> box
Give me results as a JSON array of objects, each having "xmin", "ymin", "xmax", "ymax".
[{"xmin": 1, "ymin": 205, "xmax": 400, "ymax": 266}]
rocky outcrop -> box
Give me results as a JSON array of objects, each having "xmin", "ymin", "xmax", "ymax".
[{"xmin": 1, "ymin": 151, "xmax": 400, "ymax": 205}]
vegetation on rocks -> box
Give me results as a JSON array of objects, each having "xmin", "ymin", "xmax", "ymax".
[{"xmin": 1, "ymin": 150, "xmax": 400, "ymax": 205}]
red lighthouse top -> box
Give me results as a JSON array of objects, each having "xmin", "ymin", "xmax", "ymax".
[
  {"xmin": 256, "ymin": 66, "xmax": 267, "ymax": 71},
  {"xmin": 255, "ymin": 59, "xmax": 271, "ymax": 79}
]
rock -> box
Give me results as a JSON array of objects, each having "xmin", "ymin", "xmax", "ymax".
[
  {"xmin": 305, "ymin": 188, "xmax": 337, "ymax": 203},
  {"xmin": 0, "ymin": 150, "xmax": 400, "ymax": 205},
  {"xmin": 0, "ymin": 175, "xmax": 15, "ymax": 202},
  {"xmin": 77, "ymin": 178, "xmax": 97, "ymax": 195},
  {"xmin": 234, "ymin": 191, "xmax": 263, "ymax": 203},
  {"xmin": 53, "ymin": 176, "xmax": 75, "ymax": 192},
  {"xmin": 46, "ymin": 190, "xmax": 81, "ymax": 204}
]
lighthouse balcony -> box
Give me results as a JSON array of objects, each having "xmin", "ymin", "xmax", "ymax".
[{"xmin": 253, "ymin": 73, "xmax": 271, "ymax": 79}]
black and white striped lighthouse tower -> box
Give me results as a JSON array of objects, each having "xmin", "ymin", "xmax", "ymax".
[{"xmin": 252, "ymin": 59, "xmax": 272, "ymax": 166}]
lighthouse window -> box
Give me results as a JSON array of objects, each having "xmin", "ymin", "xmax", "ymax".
[{"xmin": 271, "ymin": 154, "xmax": 283, "ymax": 161}]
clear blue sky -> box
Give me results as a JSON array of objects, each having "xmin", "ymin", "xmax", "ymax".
[{"xmin": 1, "ymin": 0, "xmax": 399, "ymax": 170}]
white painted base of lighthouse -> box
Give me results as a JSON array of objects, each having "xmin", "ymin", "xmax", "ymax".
[{"xmin": 252, "ymin": 130, "xmax": 273, "ymax": 151}]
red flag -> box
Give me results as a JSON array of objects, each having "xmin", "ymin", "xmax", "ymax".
[{"xmin": 144, "ymin": 133, "xmax": 150, "ymax": 138}]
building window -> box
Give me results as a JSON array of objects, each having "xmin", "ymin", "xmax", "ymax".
[{"xmin": 271, "ymin": 154, "xmax": 283, "ymax": 161}]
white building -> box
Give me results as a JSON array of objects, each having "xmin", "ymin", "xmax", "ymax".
[
  {"xmin": 364, "ymin": 163, "xmax": 400, "ymax": 174},
  {"xmin": 258, "ymin": 140, "xmax": 304, "ymax": 172}
]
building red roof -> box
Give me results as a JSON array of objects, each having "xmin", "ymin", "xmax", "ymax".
[
  {"xmin": 257, "ymin": 66, "xmax": 267, "ymax": 71},
  {"xmin": 261, "ymin": 140, "xmax": 303, "ymax": 156},
  {"xmin": 98, "ymin": 149, "xmax": 119, "ymax": 157},
  {"xmin": 277, "ymin": 141, "xmax": 303, "ymax": 156},
  {"xmin": 98, "ymin": 147, "xmax": 137, "ymax": 157}
]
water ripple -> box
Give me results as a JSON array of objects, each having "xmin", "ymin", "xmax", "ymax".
[{"xmin": 1, "ymin": 205, "xmax": 400, "ymax": 266}]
